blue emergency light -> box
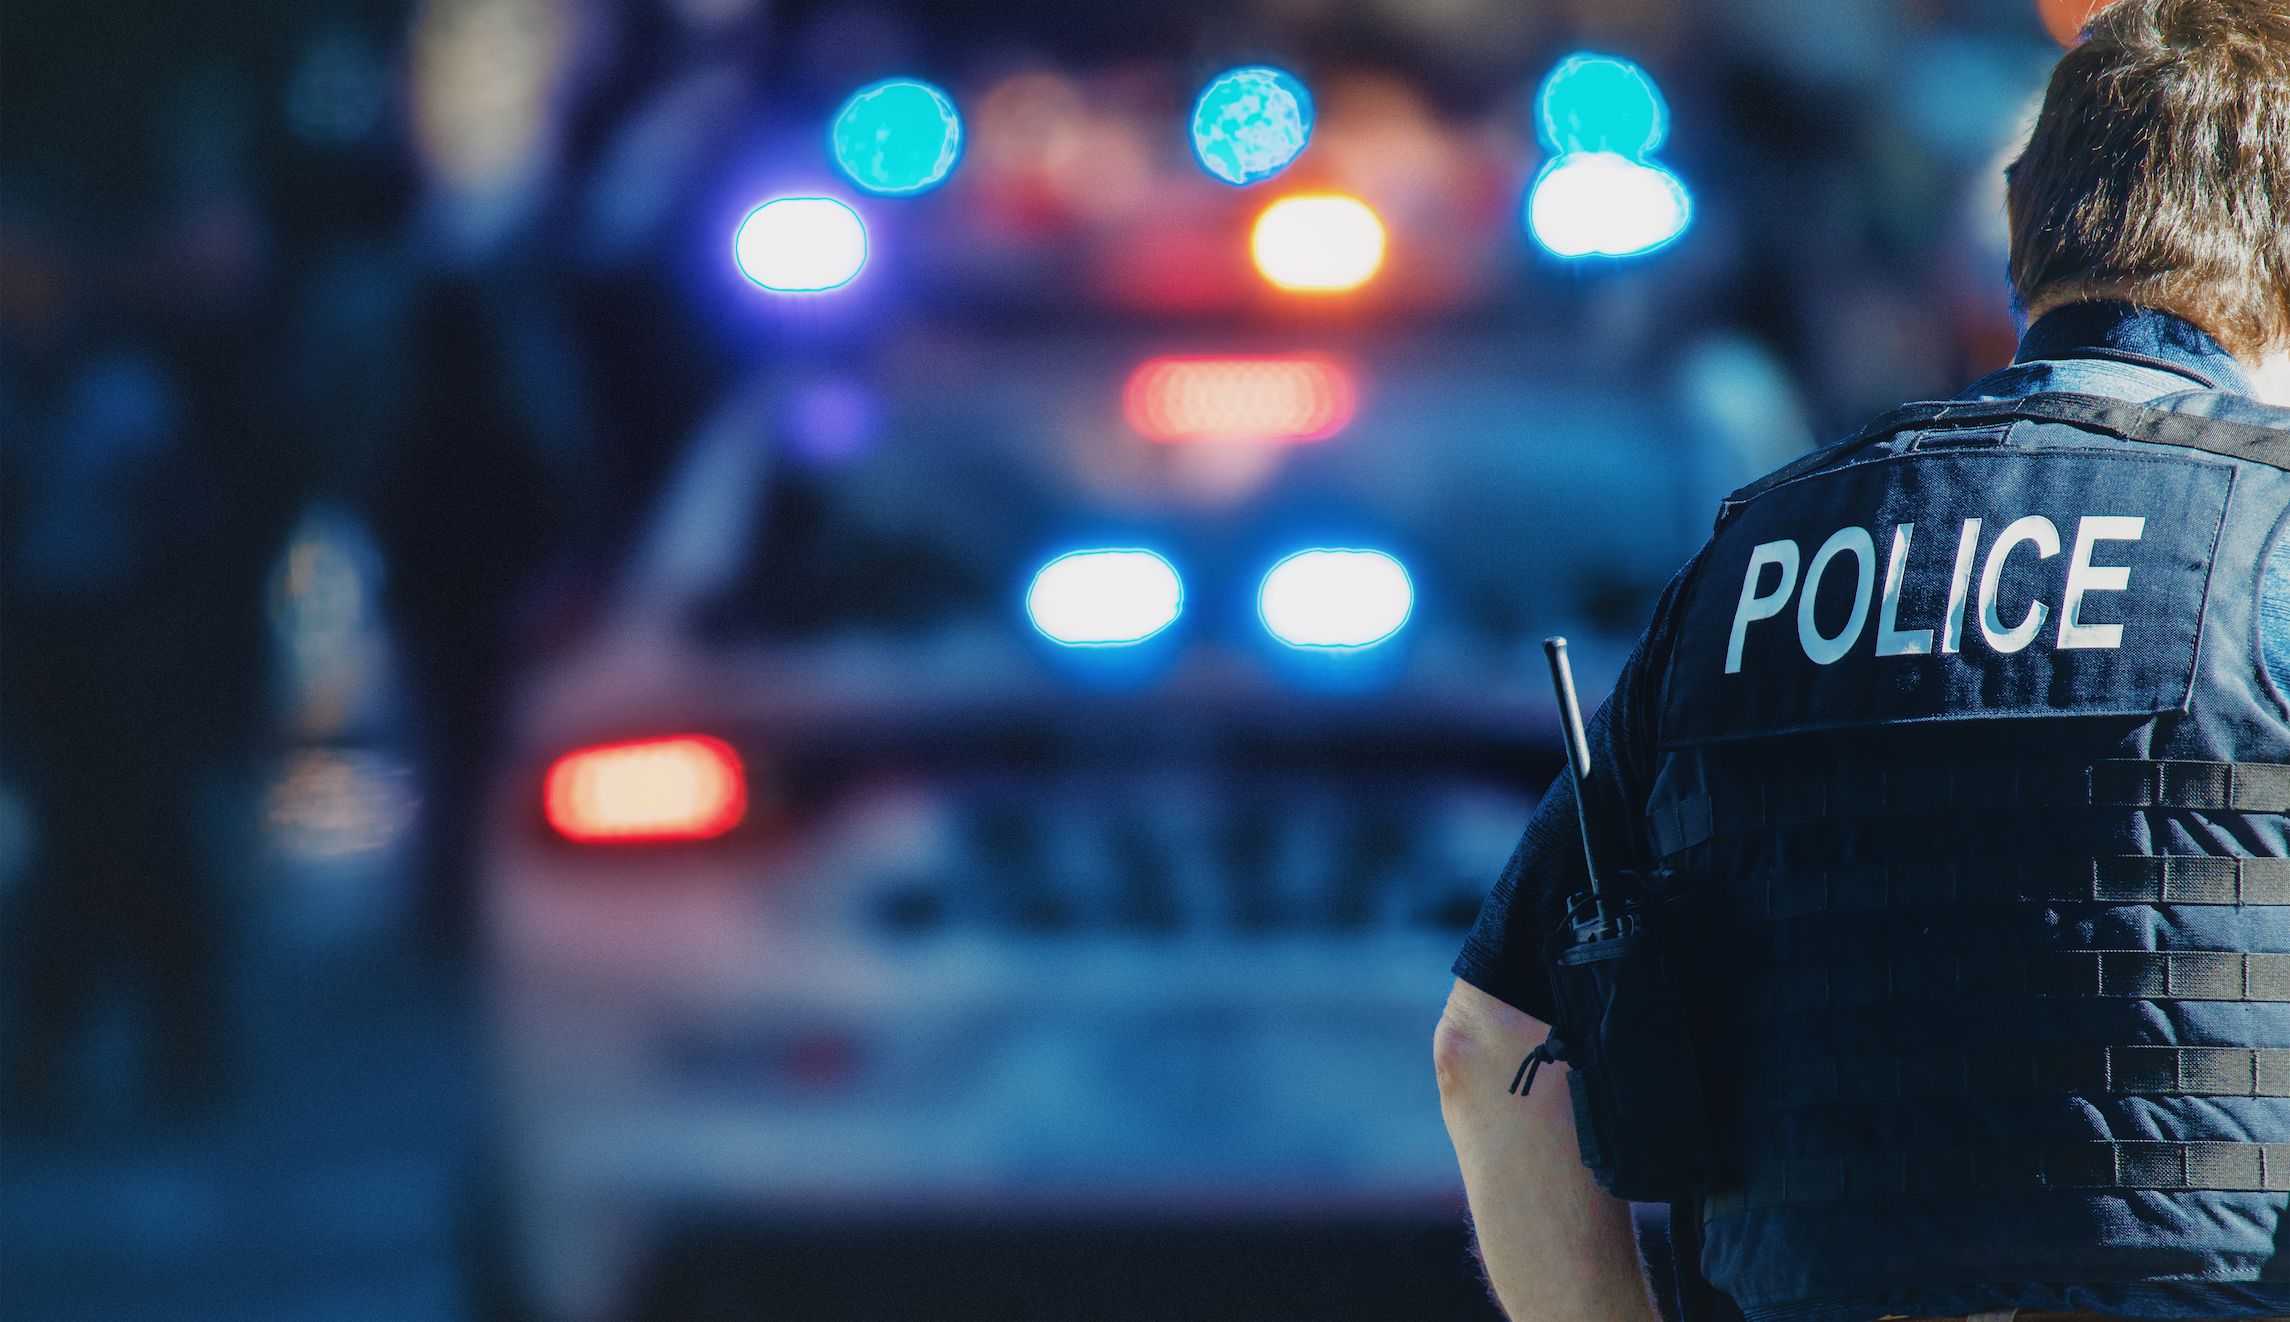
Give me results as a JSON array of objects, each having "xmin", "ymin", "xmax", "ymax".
[
  {"xmin": 831, "ymin": 79, "xmax": 963, "ymax": 196},
  {"xmin": 1259, "ymin": 549, "xmax": 1414, "ymax": 649},
  {"xmin": 1027, "ymin": 549, "xmax": 1185, "ymax": 647},
  {"xmin": 733, "ymin": 196, "xmax": 869, "ymax": 293},
  {"xmin": 1528, "ymin": 52, "xmax": 1691, "ymax": 259},
  {"xmin": 1528, "ymin": 152, "xmax": 1692, "ymax": 258},
  {"xmin": 1190, "ymin": 66, "xmax": 1315, "ymax": 186},
  {"xmin": 1537, "ymin": 52, "xmax": 1668, "ymax": 157}
]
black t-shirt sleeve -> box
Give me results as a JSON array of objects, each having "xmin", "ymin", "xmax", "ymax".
[
  {"xmin": 1451, "ymin": 769, "xmax": 1590, "ymax": 1022},
  {"xmin": 1450, "ymin": 554, "xmax": 1700, "ymax": 1021}
]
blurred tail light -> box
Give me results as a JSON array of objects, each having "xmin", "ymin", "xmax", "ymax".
[
  {"xmin": 1123, "ymin": 355, "xmax": 1355, "ymax": 443},
  {"xmin": 544, "ymin": 736, "xmax": 747, "ymax": 843}
]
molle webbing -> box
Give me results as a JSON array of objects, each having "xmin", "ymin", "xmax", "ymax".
[
  {"xmin": 1704, "ymin": 1141, "xmax": 2290, "ymax": 1217},
  {"xmin": 1757, "ymin": 855, "xmax": 2290, "ymax": 917},
  {"xmin": 1766, "ymin": 949, "xmax": 2290, "ymax": 1012},
  {"xmin": 1647, "ymin": 759, "xmax": 2290, "ymax": 860},
  {"xmin": 1737, "ymin": 1045, "xmax": 2290, "ymax": 1113}
]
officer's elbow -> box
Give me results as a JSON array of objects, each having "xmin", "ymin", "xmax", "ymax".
[
  {"xmin": 1432, "ymin": 1005, "xmax": 1482, "ymax": 1099},
  {"xmin": 1435, "ymin": 979, "xmax": 1531, "ymax": 1099}
]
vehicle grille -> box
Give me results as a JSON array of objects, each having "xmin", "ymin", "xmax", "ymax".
[{"xmin": 864, "ymin": 771, "xmax": 1532, "ymax": 936}]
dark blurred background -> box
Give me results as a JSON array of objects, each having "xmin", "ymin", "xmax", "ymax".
[{"xmin": 1, "ymin": 0, "xmax": 2106, "ymax": 1318}]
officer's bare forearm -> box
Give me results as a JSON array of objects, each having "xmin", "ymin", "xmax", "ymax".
[{"xmin": 1434, "ymin": 979, "xmax": 1657, "ymax": 1322}]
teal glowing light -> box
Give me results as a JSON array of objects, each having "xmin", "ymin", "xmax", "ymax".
[
  {"xmin": 733, "ymin": 197, "xmax": 868, "ymax": 292},
  {"xmin": 1528, "ymin": 51, "xmax": 1689, "ymax": 260},
  {"xmin": 1026, "ymin": 549, "xmax": 1184, "ymax": 647},
  {"xmin": 831, "ymin": 79, "xmax": 962, "ymax": 195},
  {"xmin": 1537, "ymin": 52, "xmax": 1667, "ymax": 157},
  {"xmin": 1190, "ymin": 66, "xmax": 1314, "ymax": 187},
  {"xmin": 1527, "ymin": 152, "xmax": 1692, "ymax": 258},
  {"xmin": 1259, "ymin": 549, "xmax": 1413, "ymax": 650}
]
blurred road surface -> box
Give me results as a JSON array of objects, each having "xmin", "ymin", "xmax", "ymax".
[{"xmin": 1, "ymin": 870, "xmax": 479, "ymax": 1322}]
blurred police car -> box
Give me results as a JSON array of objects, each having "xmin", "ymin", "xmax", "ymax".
[{"xmin": 476, "ymin": 338, "xmax": 1688, "ymax": 1320}]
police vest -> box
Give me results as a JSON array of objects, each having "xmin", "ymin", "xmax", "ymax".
[{"xmin": 1643, "ymin": 392, "xmax": 2290, "ymax": 1321}]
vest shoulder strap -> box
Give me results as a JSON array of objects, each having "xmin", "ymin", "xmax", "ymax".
[{"xmin": 1719, "ymin": 391, "xmax": 2290, "ymax": 519}]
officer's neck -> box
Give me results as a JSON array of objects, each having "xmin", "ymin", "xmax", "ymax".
[{"xmin": 2248, "ymin": 348, "xmax": 2290, "ymax": 409}]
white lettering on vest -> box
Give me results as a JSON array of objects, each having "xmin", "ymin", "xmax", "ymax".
[
  {"xmin": 1941, "ymin": 518, "xmax": 1981, "ymax": 655},
  {"xmin": 1797, "ymin": 526, "xmax": 1876, "ymax": 665},
  {"xmin": 1720, "ymin": 509, "xmax": 2149, "ymax": 674},
  {"xmin": 1978, "ymin": 514, "xmax": 2061, "ymax": 654},
  {"xmin": 2057, "ymin": 515, "xmax": 2144, "ymax": 650},
  {"xmin": 1727, "ymin": 539, "xmax": 1801, "ymax": 674},
  {"xmin": 1874, "ymin": 522, "xmax": 1932, "ymax": 656}
]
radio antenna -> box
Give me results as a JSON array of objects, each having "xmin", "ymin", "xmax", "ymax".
[{"xmin": 1543, "ymin": 636, "xmax": 1607, "ymax": 910}]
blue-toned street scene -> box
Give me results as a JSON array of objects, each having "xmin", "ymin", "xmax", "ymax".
[{"xmin": 1, "ymin": 0, "xmax": 2124, "ymax": 1318}]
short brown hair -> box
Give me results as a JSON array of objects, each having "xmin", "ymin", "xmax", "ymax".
[{"xmin": 2006, "ymin": 0, "xmax": 2290, "ymax": 355}]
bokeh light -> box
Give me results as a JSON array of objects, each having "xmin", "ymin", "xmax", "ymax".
[
  {"xmin": 1191, "ymin": 66, "xmax": 1315, "ymax": 186},
  {"xmin": 968, "ymin": 71, "xmax": 1153, "ymax": 228},
  {"xmin": 1537, "ymin": 52, "xmax": 1667, "ymax": 157},
  {"xmin": 1124, "ymin": 356, "xmax": 1355, "ymax": 443},
  {"xmin": 1260, "ymin": 549, "xmax": 1414, "ymax": 650},
  {"xmin": 733, "ymin": 197, "xmax": 868, "ymax": 292},
  {"xmin": 831, "ymin": 78, "xmax": 963, "ymax": 195},
  {"xmin": 1026, "ymin": 549, "xmax": 1184, "ymax": 646},
  {"xmin": 2039, "ymin": 0, "xmax": 2121, "ymax": 45},
  {"xmin": 1250, "ymin": 194, "xmax": 1386, "ymax": 293},
  {"xmin": 544, "ymin": 736, "xmax": 748, "ymax": 844},
  {"xmin": 410, "ymin": 0, "xmax": 564, "ymax": 193},
  {"xmin": 1527, "ymin": 152, "xmax": 1691, "ymax": 258},
  {"xmin": 265, "ymin": 747, "xmax": 420, "ymax": 861}
]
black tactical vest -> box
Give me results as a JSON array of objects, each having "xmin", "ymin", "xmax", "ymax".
[{"xmin": 1645, "ymin": 391, "xmax": 2290, "ymax": 1320}]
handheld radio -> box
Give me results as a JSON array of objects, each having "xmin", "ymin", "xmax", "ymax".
[{"xmin": 1514, "ymin": 637, "xmax": 1714, "ymax": 1202}]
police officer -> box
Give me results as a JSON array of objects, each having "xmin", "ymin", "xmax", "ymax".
[{"xmin": 1435, "ymin": 2, "xmax": 2290, "ymax": 1319}]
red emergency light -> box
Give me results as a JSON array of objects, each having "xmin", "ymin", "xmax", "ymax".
[
  {"xmin": 1123, "ymin": 355, "xmax": 1356, "ymax": 443},
  {"xmin": 544, "ymin": 735, "xmax": 747, "ymax": 844}
]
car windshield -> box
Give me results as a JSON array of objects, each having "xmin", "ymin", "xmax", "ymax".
[
  {"xmin": 698, "ymin": 462, "xmax": 1018, "ymax": 639},
  {"xmin": 690, "ymin": 342, "xmax": 1700, "ymax": 653}
]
